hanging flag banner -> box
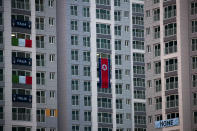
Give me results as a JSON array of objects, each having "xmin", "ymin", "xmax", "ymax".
[
  {"xmin": 99, "ymin": 58, "xmax": 110, "ymax": 88},
  {"xmin": 155, "ymin": 118, "xmax": 179, "ymax": 128}
]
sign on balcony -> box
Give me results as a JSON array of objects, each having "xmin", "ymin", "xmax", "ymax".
[
  {"xmin": 12, "ymin": 94, "xmax": 32, "ymax": 103},
  {"xmin": 155, "ymin": 118, "xmax": 179, "ymax": 128},
  {"xmin": 12, "ymin": 19, "xmax": 31, "ymax": 29},
  {"xmin": 12, "ymin": 57, "xmax": 32, "ymax": 66}
]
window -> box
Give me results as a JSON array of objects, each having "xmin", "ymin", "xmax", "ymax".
[
  {"xmin": 36, "ymin": 54, "xmax": 45, "ymax": 66},
  {"xmin": 134, "ymin": 90, "xmax": 145, "ymax": 99},
  {"xmin": 72, "ymin": 80, "xmax": 79, "ymax": 91},
  {"xmin": 147, "ymin": 63, "xmax": 151, "ymax": 70},
  {"xmin": 98, "ymin": 97, "xmax": 112, "ymax": 109},
  {"xmin": 114, "ymin": 0, "xmax": 120, "ymax": 6},
  {"xmin": 124, "ymin": 11, "xmax": 129, "ymax": 18},
  {"xmin": 50, "ymin": 109, "xmax": 55, "ymax": 117},
  {"xmin": 83, "ymin": 51, "xmax": 90, "ymax": 62},
  {"xmin": 167, "ymin": 112, "xmax": 179, "ymax": 119},
  {"xmin": 165, "ymin": 40, "xmax": 177, "ymax": 54},
  {"xmin": 70, "ymin": 5, "xmax": 78, "ymax": 16},
  {"xmin": 36, "ymin": 72, "xmax": 45, "ymax": 85},
  {"xmin": 164, "ymin": 5, "xmax": 176, "ymax": 19},
  {"xmin": 191, "ymin": 2, "xmax": 197, "ymax": 15},
  {"xmin": 49, "ymin": 36, "xmax": 55, "ymax": 44},
  {"xmin": 134, "ymin": 78, "xmax": 145, "ymax": 87},
  {"xmin": 153, "ymin": 0, "xmax": 159, "ymax": 4},
  {"xmin": 146, "ymin": 10, "xmax": 150, "ymax": 17},
  {"xmin": 84, "ymin": 111, "xmax": 91, "ymax": 121},
  {"xmin": 84, "ymin": 96, "xmax": 91, "ymax": 106},
  {"xmin": 165, "ymin": 23, "xmax": 176, "ymax": 37},
  {"xmin": 83, "ymin": 7, "xmax": 90, "ymax": 17},
  {"xmin": 72, "ymin": 95, "xmax": 79, "ymax": 106},
  {"xmin": 155, "ymin": 114, "xmax": 162, "ymax": 121},
  {"xmin": 83, "ymin": 0, "xmax": 89, "ymax": 2},
  {"xmin": 98, "ymin": 112, "xmax": 112, "ymax": 123},
  {"xmin": 72, "ymin": 110, "xmax": 79, "ymax": 120},
  {"xmin": 36, "ymin": 17, "xmax": 44, "ymax": 30},
  {"xmin": 132, "ymin": 3, "xmax": 144, "ymax": 13},
  {"xmin": 12, "ymin": 0, "xmax": 30, "ymax": 10},
  {"xmin": 125, "ymin": 55, "xmax": 130, "ymax": 61},
  {"xmin": 154, "ymin": 61, "xmax": 161, "ymax": 74},
  {"xmin": 83, "ymin": 36, "xmax": 90, "ymax": 47},
  {"xmin": 115, "ymin": 40, "xmax": 121, "ymax": 50},
  {"xmin": 71, "ymin": 35, "xmax": 78, "ymax": 45},
  {"xmin": 72, "ymin": 125, "xmax": 79, "ymax": 131},
  {"xmin": 146, "ymin": 45, "xmax": 151, "ymax": 52},
  {"xmin": 194, "ymin": 93, "xmax": 197, "ymax": 105},
  {"xmin": 50, "ymin": 91, "xmax": 55, "ymax": 98},
  {"xmin": 96, "ymin": 9, "xmax": 110, "ymax": 20},
  {"xmin": 155, "ymin": 97, "xmax": 162, "ymax": 110},
  {"xmin": 115, "ymin": 84, "xmax": 122, "ymax": 94},
  {"xmin": 133, "ymin": 53, "xmax": 144, "ymax": 62},
  {"xmin": 49, "ymin": 17, "xmax": 55, "ymax": 26},
  {"xmin": 114, "ymin": 25, "xmax": 121, "ymax": 36},
  {"xmin": 132, "ymin": 16, "xmax": 144, "ymax": 26},
  {"xmin": 146, "ymin": 27, "xmax": 150, "ymax": 35},
  {"xmin": 125, "ymin": 40, "xmax": 129, "ymax": 47},
  {"xmin": 166, "ymin": 76, "xmax": 178, "ymax": 90},
  {"xmin": 0, "ymin": 88, "xmax": 3, "ymax": 100},
  {"xmin": 97, "ymin": 38, "xmax": 110, "ymax": 50},
  {"xmin": 133, "ymin": 66, "xmax": 145, "ymax": 75},
  {"xmin": 36, "ymin": 36, "xmax": 44, "ymax": 48},
  {"xmin": 37, "ymin": 109, "xmax": 45, "ymax": 122},
  {"xmin": 165, "ymin": 58, "xmax": 177, "ymax": 72},
  {"xmin": 134, "ymin": 115, "xmax": 146, "ymax": 125},
  {"xmin": 84, "ymin": 81, "xmax": 91, "ymax": 91},
  {"xmin": 96, "ymin": 23, "xmax": 110, "ymax": 35},
  {"xmin": 49, "ymin": 72, "xmax": 55, "ymax": 80},
  {"xmin": 71, "ymin": 50, "xmax": 78, "ymax": 61},
  {"xmin": 71, "ymin": 20, "xmax": 78, "ymax": 31},
  {"xmin": 193, "ymin": 74, "xmax": 197, "ymax": 87},
  {"xmin": 116, "ymin": 99, "xmax": 123, "ymax": 109},
  {"xmin": 83, "ymin": 66, "xmax": 90, "ymax": 76},
  {"xmin": 83, "ymin": 21, "xmax": 90, "ymax": 32},
  {"xmin": 71, "ymin": 65, "xmax": 79, "ymax": 75},
  {"xmin": 84, "ymin": 126, "xmax": 91, "ymax": 131},
  {"xmin": 155, "ymin": 79, "xmax": 161, "ymax": 92},
  {"xmin": 115, "ymin": 55, "xmax": 121, "ymax": 65},
  {"xmin": 49, "ymin": 54, "xmax": 55, "ymax": 62},
  {"xmin": 153, "ymin": 8, "xmax": 160, "ymax": 21},
  {"xmin": 0, "ymin": 31, "xmax": 3, "ymax": 44},
  {"xmin": 166, "ymin": 94, "xmax": 179, "ymax": 108},
  {"xmin": 134, "ymin": 103, "xmax": 145, "ymax": 112},
  {"xmin": 133, "ymin": 28, "xmax": 144, "ymax": 38},
  {"xmin": 154, "ymin": 44, "xmax": 160, "ymax": 57},
  {"xmin": 148, "ymin": 116, "xmax": 152, "ymax": 124},
  {"xmin": 115, "ymin": 69, "xmax": 122, "ymax": 79},
  {"xmin": 96, "ymin": 0, "xmax": 110, "ymax": 5},
  {"xmin": 147, "ymin": 80, "xmax": 152, "ymax": 88},
  {"xmin": 116, "ymin": 113, "xmax": 123, "ymax": 124},
  {"xmin": 48, "ymin": 0, "xmax": 54, "ymax": 7},
  {"xmin": 12, "ymin": 108, "xmax": 31, "ymax": 121},
  {"xmin": 148, "ymin": 98, "xmax": 152, "ymax": 105},
  {"xmin": 35, "ymin": 0, "xmax": 44, "ymax": 12},
  {"xmin": 36, "ymin": 91, "xmax": 45, "ymax": 103},
  {"xmin": 114, "ymin": 11, "xmax": 121, "ymax": 21},
  {"xmin": 154, "ymin": 26, "xmax": 160, "ymax": 39}
]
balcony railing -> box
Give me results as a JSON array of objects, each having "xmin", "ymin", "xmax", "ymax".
[
  {"xmin": 12, "ymin": 57, "xmax": 32, "ymax": 66},
  {"xmin": 156, "ymin": 102, "xmax": 162, "ymax": 110},
  {"xmin": 166, "ymin": 82, "xmax": 178, "ymax": 90},
  {"xmin": 165, "ymin": 64, "xmax": 177, "ymax": 72},
  {"xmin": 98, "ymin": 101, "xmax": 112, "ymax": 109},
  {"xmin": 98, "ymin": 116, "xmax": 112, "ymax": 123},
  {"xmin": 12, "ymin": 19, "xmax": 31, "ymax": 29},
  {"xmin": 12, "ymin": 94, "xmax": 32, "ymax": 103},
  {"xmin": 37, "ymin": 115, "xmax": 45, "ymax": 122},
  {"xmin": 164, "ymin": 10, "xmax": 176, "ymax": 19}
]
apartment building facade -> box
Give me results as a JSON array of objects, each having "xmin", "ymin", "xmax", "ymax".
[
  {"xmin": 145, "ymin": 0, "xmax": 197, "ymax": 131},
  {"xmin": 0, "ymin": 0, "xmax": 58, "ymax": 130},
  {"xmin": 57, "ymin": 0, "xmax": 146, "ymax": 131}
]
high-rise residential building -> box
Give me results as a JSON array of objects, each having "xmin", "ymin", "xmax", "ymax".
[
  {"xmin": 145, "ymin": 0, "xmax": 196, "ymax": 131},
  {"xmin": 57, "ymin": 0, "xmax": 145, "ymax": 131},
  {"xmin": 0, "ymin": 0, "xmax": 58, "ymax": 130}
]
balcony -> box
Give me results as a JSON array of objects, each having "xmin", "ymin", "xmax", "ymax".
[
  {"xmin": 12, "ymin": 57, "xmax": 32, "ymax": 66},
  {"xmin": 98, "ymin": 116, "xmax": 112, "ymax": 124},
  {"xmin": 98, "ymin": 101, "xmax": 112, "ymax": 109},
  {"xmin": 12, "ymin": 94, "xmax": 32, "ymax": 103},
  {"xmin": 12, "ymin": 38, "xmax": 32, "ymax": 48},
  {"xmin": 166, "ymin": 82, "xmax": 178, "ymax": 90},
  {"xmin": 12, "ymin": 19, "xmax": 31, "ymax": 29},
  {"xmin": 166, "ymin": 100, "xmax": 178, "ymax": 109},
  {"xmin": 12, "ymin": 75, "xmax": 32, "ymax": 85}
]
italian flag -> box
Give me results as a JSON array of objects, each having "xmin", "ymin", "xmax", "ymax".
[
  {"xmin": 12, "ymin": 75, "xmax": 32, "ymax": 85},
  {"xmin": 12, "ymin": 38, "xmax": 32, "ymax": 47}
]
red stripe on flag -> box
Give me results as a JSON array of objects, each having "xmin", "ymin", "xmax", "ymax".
[
  {"xmin": 25, "ymin": 39, "xmax": 32, "ymax": 48},
  {"xmin": 101, "ymin": 58, "xmax": 109, "ymax": 88},
  {"xmin": 26, "ymin": 76, "xmax": 32, "ymax": 85}
]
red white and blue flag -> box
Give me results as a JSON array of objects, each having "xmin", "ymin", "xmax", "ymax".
[{"xmin": 99, "ymin": 58, "xmax": 111, "ymax": 88}]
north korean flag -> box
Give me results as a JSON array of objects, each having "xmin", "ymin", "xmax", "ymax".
[{"xmin": 99, "ymin": 58, "xmax": 110, "ymax": 88}]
